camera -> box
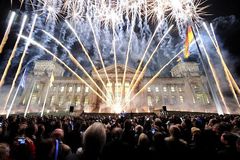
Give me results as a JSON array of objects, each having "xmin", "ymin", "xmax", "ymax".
[
  {"xmin": 151, "ymin": 128, "xmax": 156, "ymax": 134},
  {"xmin": 18, "ymin": 137, "xmax": 26, "ymax": 145}
]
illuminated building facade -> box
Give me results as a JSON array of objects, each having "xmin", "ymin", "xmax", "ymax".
[{"xmin": 17, "ymin": 60, "xmax": 215, "ymax": 114}]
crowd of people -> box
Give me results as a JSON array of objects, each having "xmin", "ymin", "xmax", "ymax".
[{"xmin": 0, "ymin": 112, "xmax": 240, "ymax": 160}]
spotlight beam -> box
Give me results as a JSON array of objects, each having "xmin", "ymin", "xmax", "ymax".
[
  {"xmin": 128, "ymin": 21, "xmax": 163, "ymax": 94},
  {"xmin": 0, "ymin": 11, "xmax": 16, "ymax": 54},
  {"xmin": 112, "ymin": 22, "xmax": 118, "ymax": 101},
  {"xmin": 0, "ymin": 15, "xmax": 28, "ymax": 87},
  {"xmin": 196, "ymin": 25, "xmax": 230, "ymax": 114},
  {"xmin": 42, "ymin": 30, "xmax": 108, "ymax": 100},
  {"xmin": 4, "ymin": 14, "xmax": 37, "ymax": 117},
  {"xmin": 121, "ymin": 12, "xmax": 137, "ymax": 102},
  {"xmin": 87, "ymin": 16, "xmax": 114, "ymax": 100},
  {"xmin": 65, "ymin": 20, "xmax": 110, "ymax": 101},
  {"xmin": 122, "ymin": 48, "xmax": 184, "ymax": 109},
  {"xmin": 207, "ymin": 23, "xmax": 240, "ymax": 107},
  {"xmin": 20, "ymin": 35, "xmax": 107, "ymax": 103},
  {"xmin": 125, "ymin": 25, "xmax": 173, "ymax": 104},
  {"xmin": 210, "ymin": 23, "xmax": 240, "ymax": 96}
]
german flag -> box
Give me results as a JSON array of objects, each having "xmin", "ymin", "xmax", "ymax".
[{"xmin": 184, "ymin": 26, "xmax": 194, "ymax": 58}]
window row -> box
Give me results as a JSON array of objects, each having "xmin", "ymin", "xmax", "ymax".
[{"xmin": 147, "ymin": 85, "xmax": 184, "ymax": 93}]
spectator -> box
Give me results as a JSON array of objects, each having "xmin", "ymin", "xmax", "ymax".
[
  {"xmin": 76, "ymin": 122, "xmax": 106, "ymax": 160},
  {"xmin": 0, "ymin": 143, "xmax": 10, "ymax": 160}
]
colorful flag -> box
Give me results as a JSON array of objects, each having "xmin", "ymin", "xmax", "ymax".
[
  {"xmin": 49, "ymin": 72, "xmax": 54, "ymax": 88},
  {"xmin": 184, "ymin": 26, "xmax": 194, "ymax": 58}
]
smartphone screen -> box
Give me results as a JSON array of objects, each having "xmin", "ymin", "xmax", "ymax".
[{"xmin": 18, "ymin": 137, "xmax": 26, "ymax": 144}]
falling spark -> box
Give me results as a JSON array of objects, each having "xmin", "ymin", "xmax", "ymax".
[
  {"xmin": 0, "ymin": 11, "xmax": 16, "ymax": 54},
  {"xmin": 0, "ymin": 15, "xmax": 28, "ymax": 87}
]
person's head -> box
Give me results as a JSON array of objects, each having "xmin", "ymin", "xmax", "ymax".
[
  {"xmin": 220, "ymin": 131, "xmax": 238, "ymax": 146},
  {"xmin": 124, "ymin": 119, "xmax": 132, "ymax": 131},
  {"xmin": 51, "ymin": 128, "xmax": 64, "ymax": 140},
  {"xmin": 138, "ymin": 133, "xmax": 150, "ymax": 147},
  {"xmin": 18, "ymin": 123, "xmax": 28, "ymax": 136},
  {"xmin": 135, "ymin": 125, "xmax": 143, "ymax": 134},
  {"xmin": 111, "ymin": 127, "xmax": 123, "ymax": 140},
  {"xmin": 83, "ymin": 122, "xmax": 106, "ymax": 154},
  {"xmin": 0, "ymin": 143, "xmax": 10, "ymax": 160},
  {"xmin": 169, "ymin": 125, "xmax": 181, "ymax": 139}
]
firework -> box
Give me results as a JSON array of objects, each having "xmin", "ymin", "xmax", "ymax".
[
  {"xmin": 20, "ymin": 35, "xmax": 107, "ymax": 103},
  {"xmin": 0, "ymin": 11, "xmax": 16, "ymax": 54},
  {"xmin": 5, "ymin": 14, "xmax": 37, "ymax": 116}
]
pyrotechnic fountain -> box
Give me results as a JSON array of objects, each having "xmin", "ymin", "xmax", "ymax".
[{"xmin": 0, "ymin": 0, "xmax": 240, "ymax": 116}]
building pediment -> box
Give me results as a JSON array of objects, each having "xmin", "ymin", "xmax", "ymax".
[
  {"xmin": 92, "ymin": 64, "xmax": 138, "ymax": 80},
  {"xmin": 97, "ymin": 64, "xmax": 136, "ymax": 74}
]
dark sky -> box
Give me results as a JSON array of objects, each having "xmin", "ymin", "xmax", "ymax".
[{"xmin": 0, "ymin": 0, "xmax": 240, "ymax": 76}]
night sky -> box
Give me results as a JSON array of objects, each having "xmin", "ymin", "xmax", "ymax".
[{"xmin": 0, "ymin": 0, "xmax": 240, "ymax": 78}]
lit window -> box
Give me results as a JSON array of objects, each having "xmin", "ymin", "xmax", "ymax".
[
  {"xmin": 206, "ymin": 96, "xmax": 210, "ymax": 104},
  {"xmin": 69, "ymin": 87, "xmax": 73, "ymax": 92},
  {"xmin": 156, "ymin": 96, "xmax": 160, "ymax": 103},
  {"xmin": 178, "ymin": 87, "xmax": 183, "ymax": 92},
  {"xmin": 179, "ymin": 95, "xmax": 184, "ymax": 103},
  {"xmin": 163, "ymin": 86, "xmax": 167, "ymax": 92},
  {"xmin": 147, "ymin": 96, "xmax": 152, "ymax": 106},
  {"xmin": 31, "ymin": 95, "xmax": 37, "ymax": 105},
  {"xmin": 171, "ymin": 86, "xmax": 175, "ymax": 92},
  {"xmin": 155, "ymin": 87, "xmax": 159, "ymax": 92},
  {"xmin": 85, "ymin": 87, "xmax": 89, "ymax": 93},
  {"xmin": 77, "ymin": 86, "xmax": 81, "ymax": 92},
  {"xmin": 147, "ymin": 87, "xmax": 151, "ymax": 92},
  {"xmin": 84, "ymin": 98, "xmax": 89, "ymax": 105},
  {"xmin": 60, "ymin": 86, "xmax": 64, "ymax": 92}
]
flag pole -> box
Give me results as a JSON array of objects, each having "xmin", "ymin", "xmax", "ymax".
[
  {"xmin": 190, "ymin": 23, "xmax": 224, "ymax": 115},
  {"xmin": 6, "ymin": 68, "xmax": 27, "ymax": 118},
  {"xmin": 24, "ymin": 81, "xmax": 36, "ymax": 118}
]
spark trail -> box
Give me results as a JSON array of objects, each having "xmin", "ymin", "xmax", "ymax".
[
  {"xmin": 42, "ymin": 30, "xmax": 108, "ymax": 100},
  {"xmin": 20, "ymin": 35, "xmax": 107, "ymax": 103},
  {"xmin": 0, "ymin": 15, "xmax": 28, "ymax": 87},
  {"xmin": 4, "ymin": 14, "xmax": 37, "ymax": 115},
  {"xmin": 0, "ymin": 12, "xmax": 16, "ymax": 54}
]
